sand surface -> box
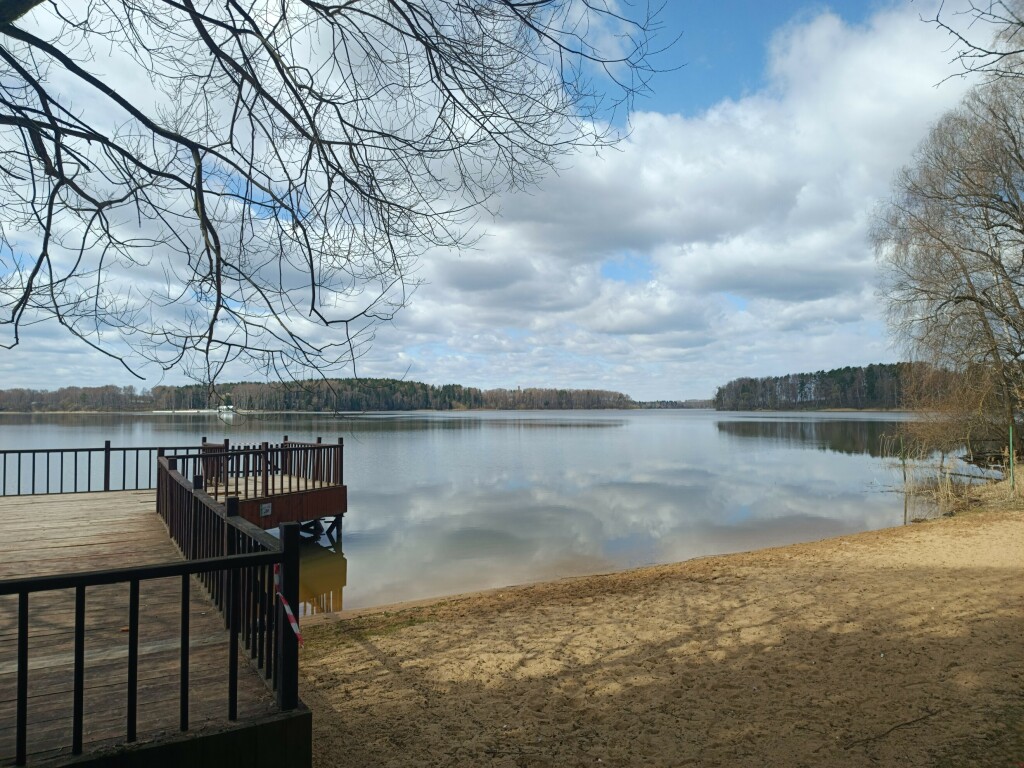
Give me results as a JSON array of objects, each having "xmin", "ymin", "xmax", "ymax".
[{"xmin": 300, "ymin": 488, "xmax": 1023, "ymax": 767}]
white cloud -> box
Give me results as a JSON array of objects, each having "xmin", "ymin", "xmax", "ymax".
[
  {"xmin": 353, "ymin": 2, "xmax": 980, "ymax": 400},
  {"xmin": 1, "ymin": 1, "xmax": 982, "ymax": 400}
]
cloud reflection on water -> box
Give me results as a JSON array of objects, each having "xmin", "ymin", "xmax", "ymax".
[
  {"xmin": 328, "ymin": 412, "xmax": 907, "ymax": 609},
  {"xmin": 0, "ymin": 410, "xmax": 907, "ymax": 612}
]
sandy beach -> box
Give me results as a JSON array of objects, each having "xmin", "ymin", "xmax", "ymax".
[{"xmin": 300, "ymin": 484, "xmax": 1023, "ymax": 767}]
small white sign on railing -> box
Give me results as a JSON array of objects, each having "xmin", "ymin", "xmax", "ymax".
[{"xmin": 260, "ymin": 502, "xmax": 272, "ymax": 518}]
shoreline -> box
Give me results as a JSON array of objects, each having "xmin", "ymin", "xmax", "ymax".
[
  {"xmin": 0, "ymin": 406, "xmax": 908, "ymax": 415},
  {"xmin": 300, "ymin": 484, "xmax": 1023, "ymax": 767},
  {"xmin": 301, "ymin": 503, "xmax": 996, "ymax": 628},
  {"xmin": 302, "ymin": 498, "xmax": 949, "ymax": 625}
]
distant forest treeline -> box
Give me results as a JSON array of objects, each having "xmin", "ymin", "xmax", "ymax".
[
  {"xmin": 713, "ymin": 363, "xmax": 909, "ymax": 411},
  {"xmin": 0, "ymin": 379, "xmax": 637, "ymax": 412}
]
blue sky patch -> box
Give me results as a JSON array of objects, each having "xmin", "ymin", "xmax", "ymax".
[
  {"xmin": 722, "ymin": 293, "xmax": 749, "ymax": 311},
  {"xmin": 601, "ymin": 254, "xmax": 654, "ymax": 283}
]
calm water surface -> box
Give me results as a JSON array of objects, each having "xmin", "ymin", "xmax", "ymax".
[{"xmin": 0, "ymin": 410, "xmax": 912, "ymax": 610}]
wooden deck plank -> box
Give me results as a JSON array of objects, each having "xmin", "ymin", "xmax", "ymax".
[{"xmin": 0, "ymin": 491, "xmax": 278, "ymax": 767}]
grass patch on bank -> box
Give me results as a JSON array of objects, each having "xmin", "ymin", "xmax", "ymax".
[{"xmin": 902, "ymin": 467, "xmax": 1021, "ymax": 519}]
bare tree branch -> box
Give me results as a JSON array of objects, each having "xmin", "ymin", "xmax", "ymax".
[
  {"xmin": 0, "ymin": 0, "xmax": 663, "ymax": 390},
  {"xmin": 874, "ymin": 71, "xmax": 1024, "ymax": 456}
]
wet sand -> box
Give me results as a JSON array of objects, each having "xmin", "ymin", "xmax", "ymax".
[{"xmin": 300, "ymin": 484, "xmax": 1023, "ymax": 767}]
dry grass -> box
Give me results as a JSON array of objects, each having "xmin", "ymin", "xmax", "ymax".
[{"xmin": 965, "ymin": 476, "xmax": 1024, "ymax": 509}]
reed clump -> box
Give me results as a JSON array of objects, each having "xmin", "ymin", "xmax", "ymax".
[{"xmin": 882, "ymin": 433, "xmax": 1017, "ymax": 519}]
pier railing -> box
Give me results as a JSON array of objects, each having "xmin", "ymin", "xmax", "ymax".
[
  {"xmin": 174, "ymin": 438, "xmax": 344, "ymax": 502},
  {"xmin": 0, "ymin": 437, "xmax": 343, "ymax": 500},
  {"xmin": 156, "ymin": 456, "xmax": 301, "ymax": 709},
  {"xmin": 0, "ymin": 458, "xmax": 302, "ymax": 766},
  {"xmin": 156, "ymin": 456, "xmax": 300, "ymax": 706},
  {"xmin": 0, "ymin": 442, "xmax": 196, "ymax": 496}
]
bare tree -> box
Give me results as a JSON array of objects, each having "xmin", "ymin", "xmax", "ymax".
[
  {"xmin": 873, "ymin": 74, "xmax": 1024, "ymax": 458},
  {"xmin": 0, "ymin": 1, "xmax": 661, "ymax": 389},
  {"xmin": 932, "ymin": 0, "xmax": 1024, "ymax": 81}
]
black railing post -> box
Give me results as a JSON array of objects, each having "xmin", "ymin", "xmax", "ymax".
[
  {"xmin": 127, "ymin": 579, "xmax": 140, "ymax": 742},
  {"xmin": 103, "ymin": 440, "xmax": 111, "ymax": 492},
  {"xmin": 224, "ymin": 498, "xmax": 239, "ymax": 629},
  {"xmin": 223, "ymin": 438, "xmax": 230, "ymax": 493},
  {"xmin": 276, "ymin": 522, "xmax": 300, "ymax": 711},
  {"xmin": 189, "ymin": 474, "xmax": 204, "ymax": 561},
  {"xmin": 155, "ymin": 456, "xmax": 165, "ymax": 522},
  {"xmin": 261, "ymin": 442, "xmax": 269, "ymax": 498},
  {"xmin": 342, "ymin": 438, "xmax": 350, "ymax": 487}
]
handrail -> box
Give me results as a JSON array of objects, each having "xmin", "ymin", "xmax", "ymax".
[
  {"xmin": 0, "ymin": 442, "xmax": 197, "ymax": 496},
  {"xmin": 179, "ymin": 438, "xmax": 344, "ymax": 501},
  {"xmin": 0, "ymin": 436, "xmax": 346, "ymax": 498},
  {"xmin": 156, "ymin": 456, "xmax": 300, "ymax": 707},
  {"xmin": 2, "ymin": 457, "xmax": 302, "ymax": 767},
  {"xmin": 0, "ymin": 550, "xmax": 279, "ymax": 594}
]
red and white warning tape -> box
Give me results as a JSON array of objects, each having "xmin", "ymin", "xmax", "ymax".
[{"xmin": 274, "ymin": 563, "xmax": 304, "ymax": 648}]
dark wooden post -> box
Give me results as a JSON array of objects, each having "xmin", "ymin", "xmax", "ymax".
[
  {"xmin": 261, "ymin": 442, "xmax": 269, "ymax": 498},
  {"xmin": 336, "ymin": 437, "xmax": 344, "ymax": 486},
  {"xmin": 276, "ymin": 522, "xmax": 300, "ymax": 711},
  {"xmin": 222, "ymin": 438, "xmax": 230, "ymax": 493},
  {"xmin": 161, "ymin": 458, "xmax": 176, "ymax": 531},
  {"xmin": 189, "ymin": 476, "xmax": 203, "ymax": 561},
  {"xmin": 223, "ymin": 497, "xmax": 239, "ymax": 626},
  {"xmin": 103, "ymin": 440, "xmax": 111, "ymax": 492},
  {"xmin": 225, "ymin": 497, "xmax": 239, "ymax": 535},
  {"xmin": 225, "ymin": 499, "xmax": 240, "ymax": 720},
  {"xmin": 155, "ymin": 451, "xmax": 166, "ymax": 521}
]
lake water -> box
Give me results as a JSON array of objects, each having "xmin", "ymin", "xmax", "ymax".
[{"xmin": 0, "ymin": 410, "xmax": 916, "ymax": 611}]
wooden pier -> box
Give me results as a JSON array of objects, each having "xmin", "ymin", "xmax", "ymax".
[
  {"xmin": 0, "ymin": 439, "xmax": 347, "ymax": 768},
  {"xmin": 0, "ymin": 491, "xmax": 281, "ymax": 765}
]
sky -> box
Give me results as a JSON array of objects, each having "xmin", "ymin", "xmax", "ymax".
[{"xmin": 0, "ymin": 1, "xmax": 987, "ymax": 400}]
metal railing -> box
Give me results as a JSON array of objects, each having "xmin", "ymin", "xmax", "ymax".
[
  {"xmin": 157, "ymin": 456, "xmax": 300, "ymax": 711},
  {"xmin": 0, "ymin": 437, "xmax": 344, "ymax": 500},
  {"xmin": 0, "ymin": 442, "xmax": 196, "ymax": 496},
  {"xmin": 170, "ymin": 438, "xmax": 344, "ymax": 502},
  {"xmin": 0, "ymin": 457, "xmax": 302, "ymax": 766}
]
